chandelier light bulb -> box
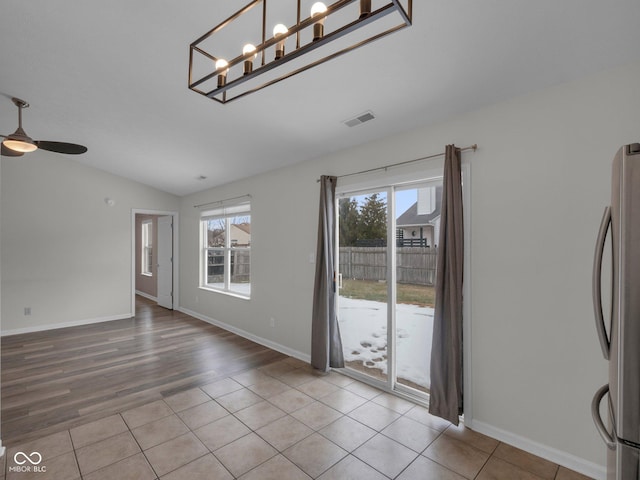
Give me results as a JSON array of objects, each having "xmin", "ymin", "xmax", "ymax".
[
  {"xmin": 311, "ymin": 2, "xmax": 327, "ymax": 18},
  {"xmin": 215, "ymin": 58, "xmax": 229, "ymax": 87},
  {"xmin": 311, "ymin": 2, "xmax": 327, "ymax": 41},
  {"xmin": 242, "ymin": 43, "xmax": 257, "ymax": 74},
  {"xmin": 273, "ymin": 23, "xmax": 288, "ymax": 37},
  {"xmin": 215, "ymin": 58, "xmax": 229, "ymax": 72},
  {"xmin": 273, "ymin": 23, "xmax": 288, "ymax": 59},
  {"xmin": 243, "ymin": 43, "xmax": 257, "ymax": 57}
]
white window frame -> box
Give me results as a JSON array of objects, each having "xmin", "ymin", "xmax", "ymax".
[
  {"xmin": 200, "ymin": 201, "xmax": 251, "ymax": 299},
  {"xmin": 141, "ymin": 220, "xmax": 153, "ymax": 277}
]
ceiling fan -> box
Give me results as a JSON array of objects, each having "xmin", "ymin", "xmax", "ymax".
[{"xmin": 1, "ymin": 97, "xmax": 87, "ymax": 157}]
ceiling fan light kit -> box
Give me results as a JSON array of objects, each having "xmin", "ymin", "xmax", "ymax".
[
  {"xmin": 1, "ymin": 97, "xmax": 88, "ymax": 157},
  {"xmin": 188, "ymin": 0, "xmax": 412, "ymax": 104},
  {"xmin": 3, "ymin": 130, "xmax": 38, "ymax": 153},
  {"xmin": 3, "ymin": 98, "xmax": 38, "ymax": 153}
]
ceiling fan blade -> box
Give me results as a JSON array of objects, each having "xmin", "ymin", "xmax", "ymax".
[
  {"xmin": 36, "ymin": 141, "xmax": 88, "ymax": 155},
  {"xmin": 1, "ymin": 143, "xmax": 24, "ymax": 157}
]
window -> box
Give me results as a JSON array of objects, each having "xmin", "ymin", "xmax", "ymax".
[
  {"xmin": 337, "ymin": 175, "xmax": 445, "ymax": 398},
  {"xmin": 200, "ymin": 201, "xmax": 251, "ymax": 297},
  {"xmin": 141, "ymin": 220, "xmax": 153, "ymax": 276}
]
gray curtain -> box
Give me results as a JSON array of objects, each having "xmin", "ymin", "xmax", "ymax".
[
  {"xmin": 311, "ymin": 175, "xmax": 345, "ymax": 371},
  {"xmin": 429, "ymin": 145, "xmax": 464, "ymax": 425}
]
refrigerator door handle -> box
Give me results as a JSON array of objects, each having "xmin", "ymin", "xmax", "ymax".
[
  {"xmin": 592, "ymin": 384, "xmax": 616, "ymax": 450},
  {"xmin": 592, "ymin": 206, "xmax": 611, "ymax": 360}
]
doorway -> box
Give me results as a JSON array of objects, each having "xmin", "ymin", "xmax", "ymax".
[
  {"xmin": 337, "ymin": 179, "xmax": 442, "ymax": 399},
  {"xmin": 131, "ymin": 210, "xmax": 179, "ymax": 314}
]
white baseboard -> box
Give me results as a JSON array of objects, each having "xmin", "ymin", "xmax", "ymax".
[
  {"xmin": 177, "ymin": 306, "xmax": 311, "ymax": 364},
  {"xmin": 468, "ymin": 419, "xmax": 606, "ymax": 480},
  {"xmin": 1, "ymin": 313, "xmax": 132, "ymax": 337},
  {"xmin": 135, "ymin": 290, "xmax": 158, "ymax": 302}
]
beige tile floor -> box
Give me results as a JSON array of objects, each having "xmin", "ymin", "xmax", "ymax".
[{"xmin": 2, "ymin": 357, "xmax": 593, "ymax": 480}]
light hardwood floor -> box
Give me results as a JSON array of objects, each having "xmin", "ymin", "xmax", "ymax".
[
  {"xmin": 1, "ymin": 296, "xmax": 286, "ymax": 446},
  {"xmin": 1, "ymin": 297, "xmax": 595, "ymax": 479}
]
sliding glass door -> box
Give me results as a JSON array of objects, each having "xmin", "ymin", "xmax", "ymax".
[
  {"xmin": 337, "ymin": 179, "xmax": 442, "ymax": 398},
  {"xmin": 393, "ymin": 184, "xmax": 440, "ymax": 394},
  {"xmin": 337, "ymin": 188, "xmax": 389, "ymax": 385}
]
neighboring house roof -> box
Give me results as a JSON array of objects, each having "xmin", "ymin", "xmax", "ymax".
[
  {"xmin": 208, "ymin": 223, "xmax": 251, "ymax": 246},
  {"xmin": 234, "ymin": 223, "xmax": 251, "ymax": 235},
  {"xmin": 396, "ymin": 186, "xmax": 442, "ymax": 227}
]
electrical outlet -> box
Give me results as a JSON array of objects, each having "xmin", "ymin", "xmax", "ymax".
[
  {"xmin": 269, "ymin": 317, "xmax": 275, "ymax": 328},
  {"xmin": 24, "ymin": 307, "xmax": 31, "ymax": 316},
  {"xmin": 195, "ymin": 295, "xmax": 199, "ymax": 303}
]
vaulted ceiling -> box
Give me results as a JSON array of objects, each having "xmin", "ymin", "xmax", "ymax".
[{"xmin": 1, "ymin": 1, "xmax": 639, "ymax": 196}]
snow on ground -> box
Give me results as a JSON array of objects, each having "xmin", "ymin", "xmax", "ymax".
[{"xmin": 338, "ymin": 297, "xmax": 434, "ymax": 389}]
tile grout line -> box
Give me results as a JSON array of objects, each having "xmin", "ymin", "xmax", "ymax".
[
  {"xmin": 263, "ymin": 377, "xmax": 423, "ymax": 479},
  {"xmin": 123, "ymin": 412, "xmax": 161, "ymax": 480},
  {"xmin": 67, "ymin": 430, "xmax": 84, "ymax": 480},
  {"xmin": 6, "ymin": 361, "xmax": 586, "ymax": 480},
  {"xmin": 213, "ymin": 373, "xmax": 440, "ymax": 479},
  {"xmin": 208, "ymin": 372, "xmax": 372, "ymax": 478}
]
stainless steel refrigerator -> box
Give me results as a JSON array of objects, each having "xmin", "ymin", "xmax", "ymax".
[{"xmin": 592, "ymin": 142, "xmax": 640, "ymax": 480}]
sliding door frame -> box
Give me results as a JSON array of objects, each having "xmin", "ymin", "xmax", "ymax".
[{"xmin": 333, "ymin": 160, "xmax": 472, "ymax": 423}]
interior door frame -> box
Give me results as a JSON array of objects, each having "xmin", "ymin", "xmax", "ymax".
[
  {"xmin": 334, "ymin": 159, "xmax": 472, "ymax": 423},
  {"xmin": 131, "ymin": 209, "xmax": 179, "ymax": 314}
]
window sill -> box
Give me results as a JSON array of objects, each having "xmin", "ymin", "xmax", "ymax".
[{"xmin": 199, "ymin": 286, "xmax": 250, "ymax": 301}]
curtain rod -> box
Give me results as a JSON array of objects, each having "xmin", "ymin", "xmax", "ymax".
[
  {"xmin": 193, "ymin": 194, "xmax": 252, "ymax": 209},
  {"xmin": 317, "ymin": 144, "xmax": 477, "ymax": 182}
]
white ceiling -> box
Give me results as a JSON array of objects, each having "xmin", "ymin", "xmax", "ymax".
[{"xmin": 1, "ymin": 0, "xmax": 639, "ymax": 196}]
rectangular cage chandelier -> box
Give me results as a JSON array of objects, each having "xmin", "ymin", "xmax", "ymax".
[{"xmin": 188, "ymin": 0, "xmax": 412, "ymax": 104}]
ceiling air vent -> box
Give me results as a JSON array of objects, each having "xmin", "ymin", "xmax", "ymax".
[{"xmin": 343, "ymin": 111, "xmax": 376, "ymax": 128}]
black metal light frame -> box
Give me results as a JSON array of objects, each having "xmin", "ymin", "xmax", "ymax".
[{"xmin": 188, "ymin": 0, "xmax": 412, "ymax": 104}]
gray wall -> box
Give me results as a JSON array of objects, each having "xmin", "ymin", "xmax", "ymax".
[
  {"xmin": 178, "ymin": 61, "xmax": 640, "ymax": 476},
  {"xmin": 1, "ymin": 155, "xmax": 179, "ymax": 333}
]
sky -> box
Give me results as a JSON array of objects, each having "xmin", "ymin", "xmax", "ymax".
[{"xmin": 348, "ymin": 189, "xmax": 417, "ymax": 219}]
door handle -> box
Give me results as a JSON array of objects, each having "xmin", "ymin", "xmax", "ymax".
[
  {"xmin": 591, "ymin": 384, "xmax": 616, "ymax": 450},
  {"xmin": 592, "ymin": 206, "xmax": 611, "ymax": 360}
]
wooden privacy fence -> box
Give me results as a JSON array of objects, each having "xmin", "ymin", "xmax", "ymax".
[
  {"xmin": 339, "ymin": 246, "xmax": 438, "ymax": 286},
  {"xmin": 207, "ymin": 250, "xmax": 251, "ymax": 283}
]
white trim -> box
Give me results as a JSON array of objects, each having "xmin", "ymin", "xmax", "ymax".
[
  {"xmin": 387, "ymin": 185, "xmax": 397, "ymax": 394},
  {"xmin": 462, "ymin": 160, "xmax": 473, "ymax": 425},
  {"xmin": 0, "ymin": 441, "xmax": 5, "ymax": 458},
  {"xmin": 135, "ymin": 290, "xmax": 158, "ymax": 302},
  {"xmin": 468, "ymin": 419, "xmax": 606, "ymax": 480},
  {"xmin": 200, "ymin": 201, "xmax": 251, "ymax": 220},
  {"xmin": 200, "ymin": 213, "xmax": 252, "ymax": 298},
  {"xmin": 198, "ymin": 286, "xmax": 250, "ymax": 301},
  {"xmin": 177, "ymin": 307, "xmax": 310, "ymax": 363},
  {"xmin": 141, "ymin": 219, "xmax": 153, "ymax": 276},
  {"xmin": 1, "ymin": 313, "xmax": 131, "ymax": 337},
  {"xmin": 131, "ymin": 209, "xmax": 179, "ymax": 314}
]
